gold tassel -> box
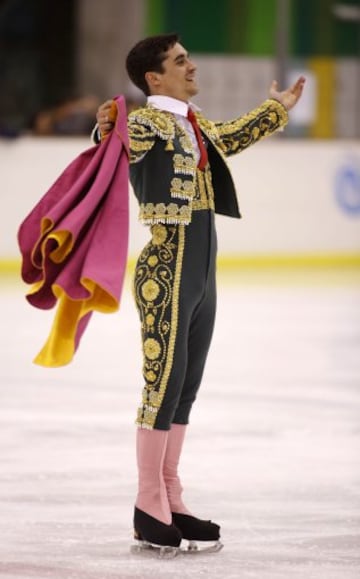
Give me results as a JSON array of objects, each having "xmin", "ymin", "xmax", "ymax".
[{"xmin": 165, "ymin": 139, "xmax": 174, "ymax": 151}]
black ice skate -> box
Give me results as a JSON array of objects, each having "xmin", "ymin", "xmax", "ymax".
[
  {"xmin": 131, "ymin": 507, "xmax": 182, "ymax": 558},
  {"xmin": 172, "ymin": 513, "xmax": 223, "ymax": 554}
]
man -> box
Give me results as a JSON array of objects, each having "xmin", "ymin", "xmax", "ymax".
[{"xmin": 96, "ymin": 33, "xmax": 305, "ymax": 554}]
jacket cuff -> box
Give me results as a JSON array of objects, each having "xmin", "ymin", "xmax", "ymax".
[{"xmin": 91, "ymin": 124, "xmax": 101, "ymax": 145}]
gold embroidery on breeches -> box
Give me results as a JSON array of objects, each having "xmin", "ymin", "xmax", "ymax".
[{"xmin": 133, "ymin": 224, "xmax": 186, "ymax": 429}]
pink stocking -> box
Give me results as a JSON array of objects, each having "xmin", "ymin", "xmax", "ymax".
[
  {"xmin": 135, "ymin": 427, "xmax": 172, "ymax": 525},
  {"xmin": 163, "ymin": 423, "xmax": 192, "ymax": 515}
]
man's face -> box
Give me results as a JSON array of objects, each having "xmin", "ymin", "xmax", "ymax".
[{"xmin": 148, "ymin": 43, "xmax": 198, "ymax": 101}]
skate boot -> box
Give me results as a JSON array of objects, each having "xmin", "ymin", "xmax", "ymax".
[
  {"xmin": 133, "ymin": 507, "xmax": 182, "ymax": 557},
  {"xmin": 172, "ymin": 512, "xmax": 220, "ymax": 541},
  {"xmin": 172, "ymin": 513, "xmax": 222, "ymax": 553}
]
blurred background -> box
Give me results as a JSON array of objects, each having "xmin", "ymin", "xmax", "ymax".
[
  {"xmin": 0, "ymin": 0, "xmax": 359, "ymax": 137},
  {"xmin": 0, "ymin": 0, "xmax": 359, "ymax": 266}
]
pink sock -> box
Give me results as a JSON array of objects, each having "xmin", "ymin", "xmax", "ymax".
[
  {"xmin": 135, "ymin": 427, "xmax": 172, "ymax": 525},
  {"xmin": 163, "ymin": 423, "xmax": 192, "ymax": 515}
]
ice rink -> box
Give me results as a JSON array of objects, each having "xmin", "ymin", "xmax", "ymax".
[{"xmin": 1, "ymin": 268, "xmax": 359, "ymax": 579}]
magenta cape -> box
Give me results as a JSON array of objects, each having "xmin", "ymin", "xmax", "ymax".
[{"xmin": 18, "ymin": 95, "xmax": 129, "ymax": 367}]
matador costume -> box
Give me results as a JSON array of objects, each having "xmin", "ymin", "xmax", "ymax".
[{"xmin": 128, "ymin": 98, "xmax": 288, "ymax": 430}]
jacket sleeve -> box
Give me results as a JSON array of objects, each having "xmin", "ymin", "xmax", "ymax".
[
  {"xmin": 91, "ymin": 124, "xmax": 101, "ymax": 145},
  {"xmin": 214, "ymin": 99, "xmax": 288, "ymax": 157}
]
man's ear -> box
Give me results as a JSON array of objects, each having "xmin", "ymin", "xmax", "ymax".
[{"xmin": 145, "ymin": 71, "xmax": 161, "ymax": 91}]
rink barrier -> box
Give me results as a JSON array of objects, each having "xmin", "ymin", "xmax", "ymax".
[
  {"xmin": 2, "ymin": 138, "xmax": 360, "ymax": 259},
  {"xmin": 2, "ymin": 253, "xmax": 360, "ymax": 277}
]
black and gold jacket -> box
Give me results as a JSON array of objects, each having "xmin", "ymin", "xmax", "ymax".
[{"xmin": 128, "ymin": 99, "xmax": 288, "ymax": 225}]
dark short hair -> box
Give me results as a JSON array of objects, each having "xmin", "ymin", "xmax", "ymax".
[{"xmin": 126, "ymin": 33, "xmax": 179, "ymax": 96}]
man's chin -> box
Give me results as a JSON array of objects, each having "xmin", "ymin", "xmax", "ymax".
[{"xmin": 188, "ymin": 85, "xmax": 199, "ymax": 96}]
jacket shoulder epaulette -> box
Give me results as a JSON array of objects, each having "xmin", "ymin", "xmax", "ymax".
[{"xmin": 128, "ymin": 106, "xmax": 176, "ymax": 141}]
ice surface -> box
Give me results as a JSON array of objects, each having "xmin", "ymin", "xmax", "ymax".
[{"xmin": 0, "ymin": 270, "xmax": 359, "ymax": 579}]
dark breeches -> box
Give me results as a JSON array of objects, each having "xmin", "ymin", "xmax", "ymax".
[{"xmin": 133, "ymin": 210, "xmax": 217, "ymax": 430}]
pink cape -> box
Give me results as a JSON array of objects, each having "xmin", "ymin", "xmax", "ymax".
[{"xmin": 18, "ymin": 95, "xmax": 129, "ymax": 367}]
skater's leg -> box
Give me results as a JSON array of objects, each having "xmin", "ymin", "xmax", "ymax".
[
  {"xmin": 172, "ymin": 269, "xmax": 217, "ymax": 426},
  {"xmin": 162, "ymin": 421, "xmax": 220, "ymax": 543},
  {"xmin": 164, "ymin": 263, "xmax": 221, "ymax": 542},
  {"xmin": 133, "ymin": 224, "xmax": 190, "ymax": 430}
]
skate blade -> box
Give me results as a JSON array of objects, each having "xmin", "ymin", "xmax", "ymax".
[
  {"xmin": 182, "ymin": 540, "xmax": 224, "ymax": 554},
  {"xmin": 131, "ymin": 539, "xmax": 180, "ymax": 559}
]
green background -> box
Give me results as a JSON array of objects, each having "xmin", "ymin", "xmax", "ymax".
[{"xmin": 145, "ymin": 0, "xmax": 360, "ymax": 56}]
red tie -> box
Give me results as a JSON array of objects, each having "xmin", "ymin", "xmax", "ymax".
[{"xmin": 187, "ymin": 108, "xmax": 208, "ymax": 170}]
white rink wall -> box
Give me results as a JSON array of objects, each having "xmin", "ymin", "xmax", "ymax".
[{"xmin": 1, "ymin": 136, "xmax": 360, "ymax": 260}]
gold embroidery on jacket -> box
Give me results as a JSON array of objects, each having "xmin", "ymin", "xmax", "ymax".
[
  {"xmin": 195, "ymin": 115, "xmax": 219, "ymax": 143},
  {"xmin": 134, "ymin": 224, "xmax": 186, "ymax": 428},
  {"xmin": 139, "ymin": 202, "xmax": 192, "ymax": 225},
  {"xmin": 213, "ymin": 99, "xmax": 288, "ymax": 156},
  {"xmin": 128, "ymin": 122, "xmax": 157, "ymax": 163},
  {"xmin": 173, "ymin": 154, "xmax": 197, "ymax": 176},
  {"xmin": 130, "ymin": 138, "xmax": 155, "ymax": 153},
  {"xmin": 129, "ymin": 107, "xmax": 175, "ymax": 141},
  {"xmin": 170, "ymin": 177, "xmax": 195, "ymax": 200},
  {"xmin": 179, "ymin": 134, "xmax": 194, "ymax": 155},
  {"xmin": 192, "ymin": 168, "xmax": 215, "ymax": 211}
]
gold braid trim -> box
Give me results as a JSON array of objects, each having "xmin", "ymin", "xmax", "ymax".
[
  {"xmin": 192, "ymin": 168, "xmax": 215, "ymax": 211},
  {"xmin": 173, "ymin": 153, "xmax": 197, "ymax": 176},
  {"xmin": 139, "ymin": 202, "xmax": 192, "ymax": 225},
  {"xmin": 154, "ymin": 225, "xmax": 185, "ymax": 424},
  {"xmin": 194, "ymin": 114, "xmax": 220, "ymax": 143},
  {"xmin": 170, "ymin": 177, "xmax": 195, "ymax": 200}
]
